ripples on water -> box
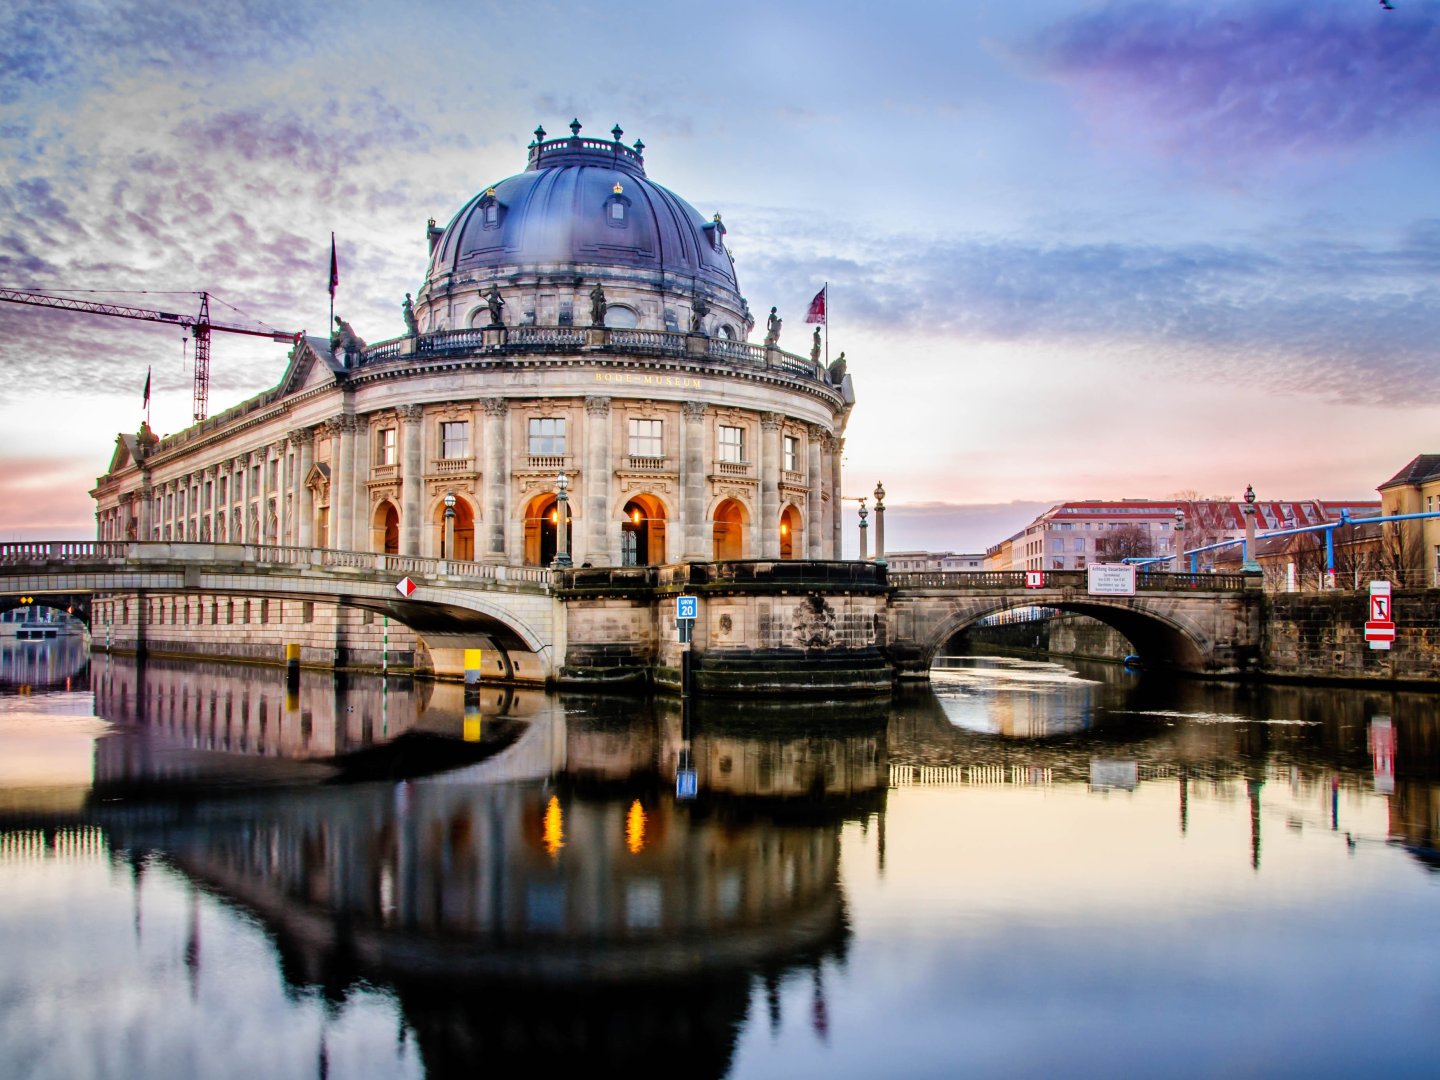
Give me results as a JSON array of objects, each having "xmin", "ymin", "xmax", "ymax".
[{"xmin": 2, "ymin": 643, "xmax": 1439, "ymax": 1078}]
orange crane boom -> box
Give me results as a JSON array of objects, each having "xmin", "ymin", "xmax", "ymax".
[{"xmin": 0, "ymin": 288, "xmax": 301, "ymax": 423}]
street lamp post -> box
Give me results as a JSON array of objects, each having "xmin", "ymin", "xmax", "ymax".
[
  {"xmin": 1173, "ymin": 506, "xmax": 1186, "ymax": 577},
  {"xmin": 553, "ymin": 472, "xmax": 572, "ymax": 568},
  {"xmin": 873, "ymin": 481, "xmax": 886, "ymax": 563},
  {"xmin": 858, "ymin": 496, "xmax": 869, "ymax": 561},
  {"xmin": 1242, "ymin": 483, "xmax": 1259, "ymax": 573},
  {"xmin": 443, "ymin": 491, "xmax": 456, "ymax": 562}
]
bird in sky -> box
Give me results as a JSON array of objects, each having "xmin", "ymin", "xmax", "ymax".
[{"xmin": 1380, "ymin": 1, "xmax": 1394, "ymax": 10}]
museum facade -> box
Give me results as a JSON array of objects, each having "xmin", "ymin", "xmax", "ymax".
[{"xmin": 93, "ymin": 122, "xmax": 853, "ymax": 571}]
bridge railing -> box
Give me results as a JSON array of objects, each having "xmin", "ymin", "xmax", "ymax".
[
  {"xmin": 0, "ymin": 541, "xmax": 556, "ymax": 589},
  {"xmin": 887, "ymin": 569, "xmax": 1250, "ymax": 592}
]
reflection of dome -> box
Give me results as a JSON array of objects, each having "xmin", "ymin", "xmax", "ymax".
[{"xmin": 418, "ymin": 120, "xmax": 747, "ymax": 335}]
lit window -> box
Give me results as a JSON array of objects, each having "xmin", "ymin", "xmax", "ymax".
[
  {"xmin": 628, "ymin": 418, "xmax": 663, "ymax": 458},
  {"xmin": 783, "ymin": 434, "xmax": 799, "ymax": 472},
  {"xmin": 718, "ymin": 425, "xmax": 745, "ymax": 463},
  {"xmin": 440, "ymin": 421, "xmax": 469, "ymax": 459},
  {"xmin": 378, "ymin": 428, "xmax": 397, "ymax": 465},
  {"xmin": 529, "ymin": 417, "xmax": 566, "ymax": 456}
]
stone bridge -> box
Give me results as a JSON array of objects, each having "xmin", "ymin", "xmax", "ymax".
[
  {"xmin": 0, "ymin": 541, "xmax": 557, "ymax": 682},
  {"xmin": 0, "ymin": 544, "xmax": 1265, "ymax": 689},
  {"xmin": 884, "ymin": 570, "xmax": 1263, "ymax": 678}
]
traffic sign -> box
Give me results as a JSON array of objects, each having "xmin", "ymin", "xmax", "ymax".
[
  {"xmin": 1364, "ymin": 621, "xmax": 1395, "ymax": 641},
  {"xmin": 1024, "ymin": 571, "xmax": 1044, "ymax": 589},
  {"xmin": 1370, "ymin": 594, "xmax": 1391, "ymax": 622},
  {"xmin": 396, "ymin": 576, "xmax": 417, "ymax": 597},
  {"xmin": 1087, "ymin": 563, "xmax": 1136, "ymax": 596},
  {"xmin": 675, "ymin": 594, "xmax": 697, "ymax": 621}
]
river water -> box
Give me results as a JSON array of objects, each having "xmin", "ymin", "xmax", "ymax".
[{"xmin": 2, "ymin": 640, "xmax": 1438, "ymax": 1078}]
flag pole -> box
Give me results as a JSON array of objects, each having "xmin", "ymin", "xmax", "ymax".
[
  {"xmin": 824, "ymin": 282, "xmax": 829, "ymax": 369},
  {"xmin": 328, "ymin": 232, "xmax": 337, "ymax": 338}
]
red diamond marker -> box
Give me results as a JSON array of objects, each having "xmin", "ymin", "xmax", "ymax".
[{"xmin": 396, "ymin": 576, "xmax": 418, "ymax": 598}]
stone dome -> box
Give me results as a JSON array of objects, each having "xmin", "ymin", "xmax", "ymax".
[{"xmin": 424, "ymin": 122, "xmax": 740, "ymax": 300}]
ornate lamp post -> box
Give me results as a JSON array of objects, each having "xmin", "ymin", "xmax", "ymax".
[
  {"xmin": 1242, "ymin": 483, "xmax": 1259, "ymax": 572},
  {"xmin": 443, "ymin": 491, "xmax": 456, "ymax": 561},
  {"xmin": 1173, "ymin": 506, "xmax": 1186, "ymax": 576},
  {"xmin": 873, "ymin": 481, "xmax": 886, "ymax": 563},
  {"xmin": 553, "ymin": 472, "xmax": 572, "ymax": 568},
  {"xmin": 858, "ymin": 496, "xmax": 869, "ymax": 561}
]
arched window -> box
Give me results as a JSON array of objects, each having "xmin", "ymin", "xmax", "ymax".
[{"xmin": 605, "ymin": 181, "xmax": 631, "ymax": 229}]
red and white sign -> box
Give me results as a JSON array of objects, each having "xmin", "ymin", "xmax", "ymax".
[
  {"xmin": 1370, "ymin": 593, "xmax": 1391, "ymax": 622},
  {"xmin": 1367, "ymin": 580, "xmax": 1394, "ymax": 648},
  {"xmin": 1365, "ymin": 621, "xmax": 1395, "ymax": 641},
  {"xmin": 1024, "ymin": 570, "xmax": 1045, "ymax": 589},
  {"xmin": 396, "ymin": 576, "xmax": 418, "ymax": 597}
]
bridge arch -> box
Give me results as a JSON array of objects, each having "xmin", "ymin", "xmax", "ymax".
[{"xmin": 904, "ymin": 597, "xmax": 1211, "ymax": 676}]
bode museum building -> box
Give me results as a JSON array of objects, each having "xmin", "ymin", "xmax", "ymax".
[{"xmin": 90, "ymin": 122, "xmax": 858, "ymax": 674}]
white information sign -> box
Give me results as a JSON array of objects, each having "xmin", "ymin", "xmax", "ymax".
[{"xmin": 1087, "ymin": 563, "xmax": 1137, "ymax": 596}]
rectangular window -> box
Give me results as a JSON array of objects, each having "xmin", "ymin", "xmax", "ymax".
[
  {"xmin": 628, "ymin": 418, "xmax": 663, "ymax": 458},
  {"xmin": 268, "ymin": 459, "xmax": 279, "ymax": 488},
  {"xmin": 441, "ymin": 421, "xmax": 470, "ymax": 459},
  {"xmin": 529, "ymin": 417, "xmax": 566, "ymax": 456},
  {"xmin": 783, "ymin": 434, "xmax": 799, "ymax": 472},
  {"xmin": 378, "ymin": 428, "xmax": 398, "ymax": 465},
  {"xmin": 718, "ymin": 425, "xmax": 745, "ymax": 463}
]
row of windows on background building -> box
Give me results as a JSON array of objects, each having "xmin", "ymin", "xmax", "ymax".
[{"xmin": 370, "ymin": 419, "xmax": 802, "ymax": 468}]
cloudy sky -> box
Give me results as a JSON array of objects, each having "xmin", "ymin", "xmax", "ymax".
[{"xmin": 2, "ymin": 0, "xmax": 1437, "ymax": 552}]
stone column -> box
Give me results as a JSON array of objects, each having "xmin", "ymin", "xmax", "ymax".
[
  {"xmin": 400, "ymin": 405, "xmax": 424, "ymax": 556},
  {"xmin": 584, "ymin": 396, "xmax": 612, "ymax": 566},
  {"xmin": 680, "ymin": 401, "xmax": 708, "ymax": 561},
  {"xmin": 807, "ymin": 425, "xmax": 826, "ymax": 559},
  {"xmin": 137, "ymin": 479, "xmax": 153, "ymax": 540},
  {"xmin": 233, "ymin": 457, "xmax": 247, "ymax": 541},
  {"xmin": 271, "ymin": 443, "xmax": 288, "ymax": 544},
  {"xmin": 481, "ymin": 399, "xmax": 509, "ymax": 562},
  {"xmin": 290, "ymin": 428, "xmax": 315, "ymax": 547},
  {"xmin": 351, "ymin": 422, "xmax": 370, "ymax": 552},
  {"xmin": 830, "ymin": 436, "xmax": 845, "ymax": 558},
  {"xmin": 335, "ymin": 415, "xmax": 356, "ymax": 550},
  {"xmin": 760, "ymin": 412, "xmax": 782, "ymax": 559}
]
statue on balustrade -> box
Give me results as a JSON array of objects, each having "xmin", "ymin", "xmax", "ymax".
[
  {"xmin": 690, "ymin": 292, "xmax": 710, "ymax": 333},
  {"xmin": 764, "ymin": 306, "xmax": 782, "ymax": 347},
  {"xmin": 589, "ymin": 282, "xmax": 607, "ymax": 327},
  {"xmin": 402, "ymin": 293, "xmax": 418, "ymax": 338},
  {"xmin": 810, "ymin": 325, "xmax": 821, "ymax": 365},
  {"xmin": 331, "ymin": 316, "xmax": 366, "ymax": 364},
  {"xmin": 485, "ymin": 286, "xmax": 506, "ymax": 326},
  {"xmin": 827, "ymin": 351, "xmax": 847, "ymax": 386}
]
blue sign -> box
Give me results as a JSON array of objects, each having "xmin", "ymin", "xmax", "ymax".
[
  {"xmin": 676, "ymin": 769, "xmax": 698, "ymax": 799},
  {"xmin": 675, "ymin": 595, "xmax": 698, "ymax": 621}
]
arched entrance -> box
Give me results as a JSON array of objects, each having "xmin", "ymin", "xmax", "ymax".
[
  {"xmin": 712, "ymin": 498, "xmax": 748, "ymax": 561},
  {"xmin": 434, "ymin": 495, "xmax": 476, "ymax": 560},
  {"xmin": 621, "ymin": 495, "xmax": 668, "ymax": 566},
  {"xmin": 373, "ymin": 501, "xmax": 400, "ymax": 554},
  {"xmin": 522, "ymin": 492, "xmax": 566, "ymax": 566},
  {"xmin": 779, "ymin": 504, "xmax": 802, "ymax": 559}
]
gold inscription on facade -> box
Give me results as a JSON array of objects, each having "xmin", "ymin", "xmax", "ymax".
[{"xmin": 595, "ymin": 372, "xmax": 704, "ymax": 390}]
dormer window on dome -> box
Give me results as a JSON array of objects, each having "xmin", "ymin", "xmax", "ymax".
[
  {"xmin": 703, "ymin": 211, "xmax": 727, "ymax": 253},
  {"xmin": 606, "ymin": 181, "xmax": 631, "ymax": 229},
  {"xmin": 479, "ymin": 188, "xmax": 504, "ymax": 230}
]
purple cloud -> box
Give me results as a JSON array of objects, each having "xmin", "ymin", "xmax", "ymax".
[{"xmin": 1026, "ymin": 2, "xmax": 1440, "ymax": 161}]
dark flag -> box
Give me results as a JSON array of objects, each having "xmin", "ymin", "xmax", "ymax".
[
  {"xmin": 804, "ymin": 286, "xmax": 826, "ymax": 324},
  {"xmin": 143, "ymin": 366, "xmax": 151, "ymax": 408},
  {"xmin": 329, "ymin": 233, "xmax": 339, "ymax": 298}
]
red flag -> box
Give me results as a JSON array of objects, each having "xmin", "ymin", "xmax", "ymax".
[
  {"xmin": 804, "ymin": 286, "xmax": 826, "ymax": 324},
  {"xmin": 329, "ymin": 232, "xmax": 339, "ymax": 298},
  {"xmin": 142, "ymin": 366, "xmax": 151, "ymax": 407}
]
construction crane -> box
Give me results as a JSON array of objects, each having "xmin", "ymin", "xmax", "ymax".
[{"xmin": 0, "ymin": 289, "xmax": 301, "ymax": 423}]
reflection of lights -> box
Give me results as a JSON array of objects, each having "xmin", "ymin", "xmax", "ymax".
[
  {"xmin": 626, "ymin": 799, "xmax": 647, "ymax": 854},
  {"xmin": 543, "ymin": 795, "xmax": 565, "ymax": 857}
]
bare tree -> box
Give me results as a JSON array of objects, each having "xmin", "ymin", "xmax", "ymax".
[
  {"xmin": 1097, "ymin": 523, "xmax": 1154, "ymax": 561},
  {"xmin": 1377, "ymin": 519, "xmax": 1426, "ymax": 587}
]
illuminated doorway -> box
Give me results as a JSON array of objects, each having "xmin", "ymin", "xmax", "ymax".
[
  {"xmin": 621, "ymin": 495, "xmax": 668, "ymax": 565},
  {"xmin": 712, "ymin": 498, "xmax": 748, "ymax": 561},
  {"xmin": 434, "ymin": 496, "xmax": 476, "ymax": 560},
  {"xmin": 779, "ymin": 504, "xmax": 802, "ymax": 559},
  {"xmin": 523, "ymin": 492, "xmax": 566, "ymax": 566},
  {"xmin": 373, "ymin": 501, "xmax": 400, "ymax": 554}
]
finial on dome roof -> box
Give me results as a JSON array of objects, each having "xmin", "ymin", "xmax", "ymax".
[
  {"xmin": 611, "ymin": 123, "xmax": 624, "ymax": 142},
  {"xmin": 534, "ymin": 124, "xmax": 546, "ymax": 142},
  {"xmin": 569, "ymin": 118, "xmax": 582, "ymax": 137},
  {"xmin": 633, "ymin": 138, "xmax": 645, "ymax": 155}
]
